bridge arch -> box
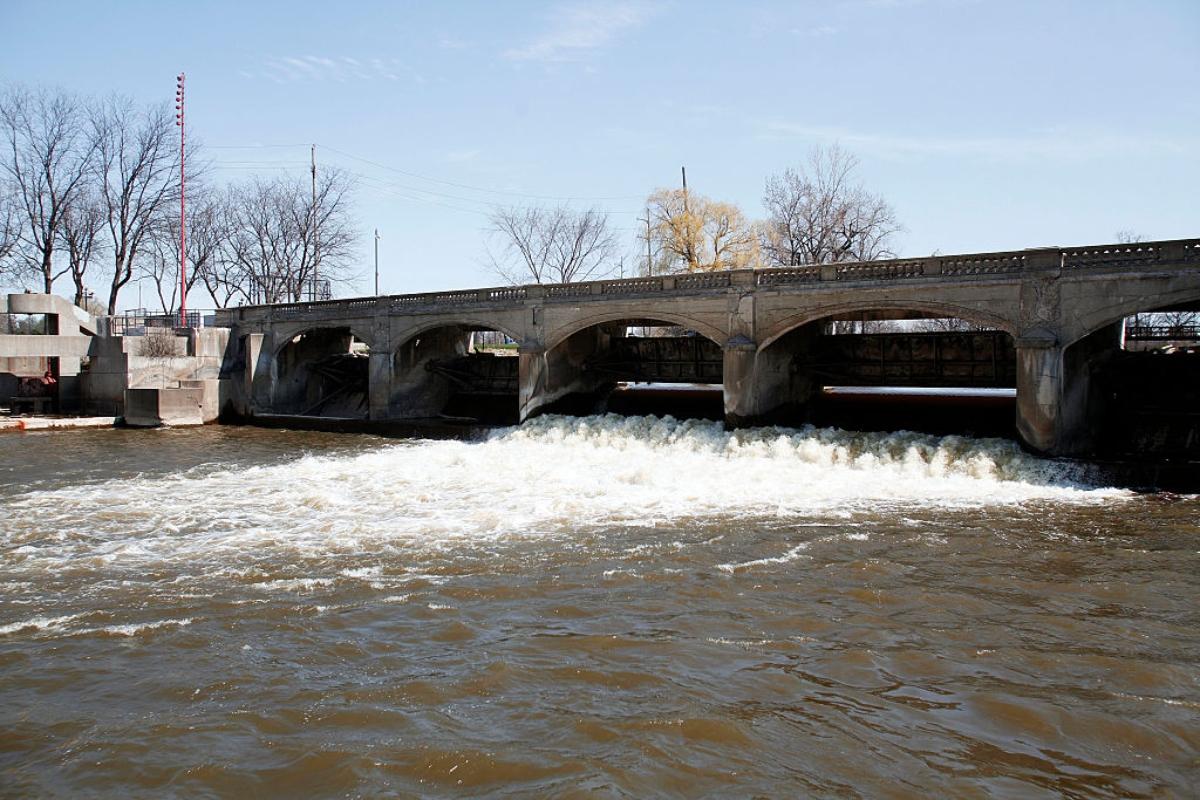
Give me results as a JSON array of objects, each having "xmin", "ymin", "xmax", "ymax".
[
  {"xmin": 389, "ymin": 318, "xmax": 523, "ymax": 423},
  {"xmin": 270, "ymin": 324, "xmax": 373, "ymax": 417},
  {"xmin": 271, "ymin": 321, "xmax": 376, "ymax": 357},
  {"xmin": 1062, "ymin": 285, "xmax": 1200, "ymax": 350},
  {"xmin": 732, "ymin": 301, "xmax": 1020, "ymax": 436},
  {"xmin": 1050, "ymin": 285, "xmax": 1200, "ymax": 459},
  {"xmin": 523, "ymin": 312, "xmax": 727, "ymax": 421},
  {"xmin": 758, "ymin": 300, "xmax": 1018, "ymax": 351},
  {"xmin": 545, "ymin": 309, "xmax": 727, "ymax": 352},
  {"xmin": 392, "ymin": 317, "xmax": 526, "ymax": 354}
]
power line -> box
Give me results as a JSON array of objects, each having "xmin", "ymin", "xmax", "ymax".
[
  {"xmin": 348, "ymin": 168, "xmax": 642, "ymax": 215},
  {"xmin": 209, "ymin": 154, "xmax": 643, "ymax": 214},
  {"xmin": 211, "ymin": 141, "xmax": 645, "ymax": 202},
  {"xmin": 349, "ymin": 172, "xmax": 494, "ymax": 217},
  {"xmin": 209, "ymin": 143, "xmax": 313, "ymax": 149},
  {"xmin": 321, "ymin": 144, "xmax": 644, "ymax": 202},
  {"xmin": 207, "ymin": 159, "xmax": 498, "ymax": 216},
  {"xmin": 208, "ymin": 147, "xmax": 654, "ymax": 229}
]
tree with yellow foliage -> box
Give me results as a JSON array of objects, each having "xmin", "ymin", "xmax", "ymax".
[{"xmin": 644, "ymin": 188, "xmax": 758, "ymax": 273}]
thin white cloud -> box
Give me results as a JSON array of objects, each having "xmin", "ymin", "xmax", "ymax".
[
  {"xmin": 854, "ymin": 0, "xmax": 981, "ymax": 8},
  {"xmin": 283, "ymin": 56, "xmax": 322, "ymax": 80},
  {"xmin": 369, "ymin": 58, "xmax": 400, "ymax": 81},
  {"xmin": 340, "ymin": 56, "xmax": 371, "ymax": 81},
  {"xmin": 307, "ymin": 56, "xmax": 345, "ymax": 82},
  {"xmin": 504, "ymin": 2, "xmax": 655, "ymax": 62},
  {"xmin": 445, "ymin": 149, "xmax": 482, "ymax": 163},
  {"xmin": 247, "ymin": 55, "xmax": 418, "ymax": 84},
  {"xmin": 760, "ymin": 122, "xmax": 1197, "ymax": 161}
]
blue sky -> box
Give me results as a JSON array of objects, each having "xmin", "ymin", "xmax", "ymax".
[{"xmin": 2, "ymin": 0, "xmax": 1197, "ymax": 303}]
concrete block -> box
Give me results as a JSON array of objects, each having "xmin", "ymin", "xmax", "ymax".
[
  {"xmin": 0, "ymin": 334, "xmax": 92, "ymax": 359},
  {"xmin": 188, "ymin": 327, "xmax": 231, "ymax": 358},
  {"xmin": 179, "ymin": 379, "xmax": 222, "ymax": 422},
  {"xmin": 123, "ymin": 387, "xmax": 204, "ymax": 427}
]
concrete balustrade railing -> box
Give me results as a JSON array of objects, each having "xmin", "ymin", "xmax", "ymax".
[{"xmin": 215, "ymin": 237, "xmax": 1200, "ymax": 325}]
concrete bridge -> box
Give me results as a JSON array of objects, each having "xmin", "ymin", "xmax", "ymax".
[{"xmin": 215, "ymin": 237, "xmax": 1200, "ymax": 457}]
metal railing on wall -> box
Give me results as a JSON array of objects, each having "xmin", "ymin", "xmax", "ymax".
[
  {"xmin": 1125, "ymin": 323, "xmax": 1200, "ymax": 341},
  {"xmin": 103, "ymin": 309, "xmax": 217, "ymax": 335}
]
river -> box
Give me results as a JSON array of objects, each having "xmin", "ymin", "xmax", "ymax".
[{"xmin": 1, "ymin": 416, "xmax": 1197, "ymax": 797}]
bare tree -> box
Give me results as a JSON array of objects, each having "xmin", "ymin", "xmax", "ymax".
[
  {"xmin": 198, "ymin": 193, "xmax": 251, "ymax": 308},
  {"xmin": 828, "ymin": 316, "xmax": 990, "ymax": 334},
  {"xmin": 644, "ymin": 189, "xmax": 758, "ymax": 273},
  {"xmin": 140, "ymin": 223, "xmax": 184, "ymax": 314},
  {"xmin": 138, "ymin": 327, "xmax": 181, "ymax": 363},
  {"xmin": 1115, "ymin": 230, "xmax": 1145, "ymax": 244},
  {"xmin": 58, "ymin": 194, "xmax": 105, "ymax": 306},
  {"xmin": 0, "ymin": 188, "xmax": 19, "ymax": 279},
  {"xmin": 0, "ymin": 87, "xmax": 97, "ymax": 293},
  {"xmin": 1160, "ymin": 310, "xmax": 1197, "ymax": 334},
  {"xmin": 222, "ymin": 169, "xmax": 357, "ymax": 304},
  {"xmin": 224, "ymin": 179, "xmax": 290, "ymax": 303},
  {"xmin": 92, "ymin": 97, "xmax": 183, "ymax": 314},
  {"xmin": 1130, "ymin": 309, "xmax": 1198, "ymax": 337},
  {"xmin": 761, "ymin": 145, "xmax": 901, "ymax": 266},
  {"xmin": 908, "ymin": 316, "xmax": 991, "ymax": 332},
  {"xmin": 487, "ymin": 204, "xmax": 618, "ymax": 285},
  {"xmin": 184, "ymin": 188, "xmax": 235, "ymax": 307},
  {"xmin": 140, "ymin": 186, "xmax": 226, "ymax": 313}
]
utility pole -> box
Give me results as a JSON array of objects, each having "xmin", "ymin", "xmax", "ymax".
[
  {"xmin": 681, "ymin": 165, "xmax": 688, "ymax": 212},
  {"xmin": 638, "ymin": 208, "xmax": 652, "ymax": 275},
  {"xmin": 310, "ymin": 144, "xmax": 318, "ymax": 301},
  {"xmin": 374, "ymin": 228, "xmax": 380, "ymax": 295},
  {"xmin": 174, "ymin": 73, "xmax": 187, "ymax": 325}
]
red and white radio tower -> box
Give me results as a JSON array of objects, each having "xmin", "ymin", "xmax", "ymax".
[{"xmin": 174, "ymin": 73, "xmax": 187, "ymax": 326}]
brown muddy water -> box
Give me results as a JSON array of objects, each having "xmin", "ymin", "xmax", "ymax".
[{"xmin": 1, "ymin": 416, "xmax": 1197, "ymax": 798}]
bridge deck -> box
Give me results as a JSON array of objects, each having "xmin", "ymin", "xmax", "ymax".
[{"xmin": 217, "ymin": 238, "xmax": 1200, "ymax": 324}]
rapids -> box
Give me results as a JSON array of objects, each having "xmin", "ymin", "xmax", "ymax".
[{"xmin": 1, "ymin": 416, "xmax": 1196, "ymax": 797}]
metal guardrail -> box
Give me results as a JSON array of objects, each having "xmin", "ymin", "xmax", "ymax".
[
  {"xmin": 104, "ymin": 309, "xmax": 217, "ymax": 335},
  {"xmin": 1125, "ymin": 324, "xmax": 1200, "ymax": 341},
  {"xmin": 215, "ymin": 237, "xmax": 1200, "ymax": 325}
]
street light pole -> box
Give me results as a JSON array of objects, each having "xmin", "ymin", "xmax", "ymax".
[
  {"xmin": 374, "ymin": 228, "xmax": 380, "ymax": 296},
  {"xmin": 174, "ymin": 73, "xmax": 187, "ymax": 326},
  {"xmin": 638, "ymin": 209, "xmax": 652, "ymax": 275},
  {"xmin": 311, "ymin": 144, "xmax": 318, "ymax": 301}
]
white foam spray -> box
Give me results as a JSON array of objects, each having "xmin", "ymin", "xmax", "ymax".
[{"xmin": 1, "ymin": 415, "xmax": 1126, "ymax": 579}]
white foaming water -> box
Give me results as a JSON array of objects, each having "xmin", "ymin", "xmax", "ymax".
[
  {"xmin": 0, "ymin": 613, "xmax": 193, "ymax": 638},
  {"xmin": 1, "ymin": 415, "xmax": 1126, "ymax": 576},
  {"xmin": 0, "ymin": 614, "xmax": 83, "ymax": 636}
]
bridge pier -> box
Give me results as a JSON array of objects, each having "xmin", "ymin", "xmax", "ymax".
[
  {"xmin": 1014, "ymin": 322, "xmax": 1122, "ymax": 456},
  {"xmin": 724, "ymin": 333, "xmax": 819, "ymax": 428},
  {"xmin": 1015, "ymin": 336, "xmax": 1061, "ymax": 454},
  {"xmin": 517, "ymin": 344, "xmax": 547, "ymax": 421},
  {"xmin": 723, "ymin": 337, "xmax": 760, "ymax": 427},
  {"xmin": 368, "ymin": 350, "xmax": 392, "ymax": 420},
  {"xmin": 519, "ymin": 326, "xmax": 618, "ymax": 420},
  {"xmin": 249, "ymin": 332, "xmax": 278, "ymax": 415}
]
